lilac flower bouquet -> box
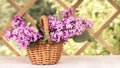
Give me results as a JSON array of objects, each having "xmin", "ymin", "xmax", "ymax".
[
  {"xmin": 5, "ymin": 7, "xmax": 93, "ymax": 50},
  {"xmin": 5, "ymin": 16, "xmax": 43, "ymax": 50}
]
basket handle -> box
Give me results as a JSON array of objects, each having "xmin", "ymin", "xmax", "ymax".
[{"xmin": 40, "ymin": 15, "xmax": 51, "ymax": 42}]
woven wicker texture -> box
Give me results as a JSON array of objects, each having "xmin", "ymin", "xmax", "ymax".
[
  {"xmin": 27, "ymin": 15, "xmax": 63, "ymax": 65},
  {"xmin": 27, "ymin": 42, "xmax": 63, "ymax": 65}
]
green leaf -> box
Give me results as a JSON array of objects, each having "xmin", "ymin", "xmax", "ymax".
[
  {"xmin": 52, "ymin": 41, "xmax": 58, "ymax": 45},
  {"xmin": 36, "ymin": 23, "xmax": 44, "ymax": 34},
  {"xmin": 56, "ymin": 10, "xmax": 62, "ymax": 20},
  {"xmin": 72, "ymin": 30, "xmax": 91, "ymax": 43},
  {"xmin": 29, "ymin": 42, "xmax": 36, "ymax": 50},
  {"xmin": 45, "ymin": 40, "xmax": 48, "ymax": 44},
  {"xmin": 88, "ymin": 36, "xmax": 95, "ymax": 42},
  {"xmin": 29, "ymin": 40, "xmax": 40, "ymax": 50}
]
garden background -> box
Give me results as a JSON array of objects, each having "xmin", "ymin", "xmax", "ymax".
[{"xmin": 0, "ymin": 0, "xmax": 120, "ymax": 56}]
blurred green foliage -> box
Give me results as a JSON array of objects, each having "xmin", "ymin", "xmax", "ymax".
[
  {"xmin": 0, "ymin": 0, "xmax": 120, "ymax": 56},
  {"xmin": 28, "ymin": 0, "xmax": 56, "ymax": 23}
]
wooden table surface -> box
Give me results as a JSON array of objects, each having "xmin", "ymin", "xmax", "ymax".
[{"xmin": 0, "ymin": 56, "xmax": 120, "ymax": 68}]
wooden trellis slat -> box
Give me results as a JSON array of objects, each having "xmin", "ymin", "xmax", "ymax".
[
  {"xmin": 7, "ymin": 0, "xmax": 36, "ymax": 28},
  {"xmin": 0, "ymin": 37, "xmax": 21, "ymax": 56},
  {"xmin": 72, "ymin": 0, "xmax": 83, "ymax": 8},
  {"xmin": 56, "ymin": 0, "xmax": 68, "ymax": 8},
  {"xmin": 108, "ymin": 0, "xmax": 120, "ymax": 10},
  {"xmin": 95, "ymin": 10, "xmax": 120, "ymax": 38},
  {"xmin": 16, "ymin": 0, "xmax": 36, "ymax": 16},
  {"xmin": 75, "ymin": 41, "xmax": 90, "ymax": 55},
  {"xmin": 89, "ymin": 29, "xmax": 118, "ymax": 54}
]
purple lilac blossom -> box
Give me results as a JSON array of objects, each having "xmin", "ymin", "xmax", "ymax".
[
  {"xmin": 12, "ymin": 15, "xmax": 25, "ymax": 28},
  {"xmin": 48, "ymin": 7, "xmax": 93, "ymax": 43},
  {"xmin": 5, "ymin": 29, "xmax": 13, "ymax": 39},
  {"xmin": 5, "ymin": 16, "xmax": 43, "ymax": 50},
  {"xmin": 61, "ymin": 7, "xmax": 75, "ymax": 19},
  {"xmin": 82, "ymin": 18, "xmax": 93, "ymax": 29}
]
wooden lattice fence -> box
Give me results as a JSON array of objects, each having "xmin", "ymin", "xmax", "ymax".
[{"xmin": 0, "ymin": 0, "xmax": 120, "ymax": 56}]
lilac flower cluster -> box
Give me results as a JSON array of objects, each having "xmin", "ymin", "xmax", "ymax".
[
  {"xmin": 5, "ymin": 16, "xmax": 43, "ymax": 50},
  {"xmin": 11, "ymin": 16, "xmax": 25, "ymax": 28},
  {"xmin": 48, "ymin": 7, "xmax": 93, "ymax": 43},
  {"xmin": 61, "ymin": 7, "xmax": 75, "ymax": 19}
]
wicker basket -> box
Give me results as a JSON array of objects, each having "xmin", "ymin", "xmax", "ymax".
[{"xmin": 27, "ymin": 15, "xmax": 63, "ymax": 65}]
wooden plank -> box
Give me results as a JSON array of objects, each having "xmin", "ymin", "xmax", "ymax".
[
  {"xmin": 0, "ymin": 0, "xmax": 36, "ymax": 38},
  {"xmin": 16, "ymin": 0, "xmax": 36, "ymax": 16},
  {"xmin": 88, "ymin": 29, "xmax": 118, "ymax": 55},
  {"xmin": 0, "ymin": 37, "xmax": 21, "ymax": 56},
  {"xmin": 7, "ymin": 0, "xmax": 36, "ymax": 28},
  {"xmin": 75, "ymin": 41, "xmax": 90, "ymax": 55},
  {"xmin": 0, "ymin": 20, "xmax": 12, "ymax": 38},
  {"xmin": 97, "ymin": 37, "xmax": 118, "ymax": 55},
  {"xmin": 95, "ymin": 10, "xmax": 120, "ymax": 37},
  {"xmin": 108, "ymin": 0, "xmax": 120, "ymax": 10},
  {"xmin": 72, "ymin": 0, "xmax": 83, "ymax": 8},
  {"xmin": 56, "ymin": 0, "xmax": 68, "ymax": 9}
]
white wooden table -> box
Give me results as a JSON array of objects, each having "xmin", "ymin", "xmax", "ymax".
[{"xmin": 0, "ymin": 56, "xmax": 120, "ymax": 68}]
